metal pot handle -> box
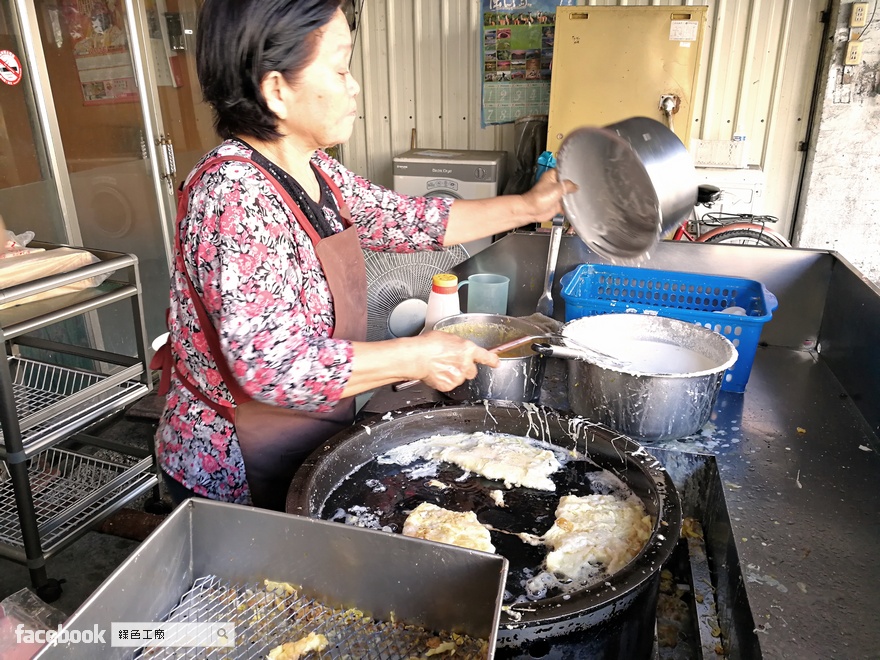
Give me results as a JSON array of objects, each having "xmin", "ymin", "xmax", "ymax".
[
  {"xmin": 532, "ymin": 341, "xmax": 629, "ymax": 369},
  {"xmin": 531, "ymin": 342, "xmax": 589, "ymax": 361}
]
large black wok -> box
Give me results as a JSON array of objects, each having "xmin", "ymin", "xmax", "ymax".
[{"xmin": 288, "ymin": 402, "xmax": 681, "ymax": 659}]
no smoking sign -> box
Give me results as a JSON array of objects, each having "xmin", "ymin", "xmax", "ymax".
[{"xmin": 0, "ymin": 50, "xmax": 23, "ymax": 86}]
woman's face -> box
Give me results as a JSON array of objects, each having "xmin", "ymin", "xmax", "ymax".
[{"xmin": 283, "ymin": 9, "xmax": 360, "ymax": 150}]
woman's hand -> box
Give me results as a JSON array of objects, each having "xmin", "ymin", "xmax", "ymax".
[
  {"xmin": 409, "ymin": 331, "xmax": 499, "ymax": 392},
  {"xmin": 521, "ymin": 169, "xmax": 578, "ymax": 225},
  {"xmin": 443, "ymin": 169, "xmax": 578, "ymax": 246},
  {"xmin": 344, "ymin": 332, "xmax": 499, "ymax": 397}
]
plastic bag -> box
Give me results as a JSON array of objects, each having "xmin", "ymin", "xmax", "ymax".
[
  {"xmin": 1, "ymin": 230, "xmax": 44, "ymax": 260},
  {"xmin": 0, "ymin": 588, "xmax": 66, "ymax": 659},
  {"xmin": 503, "ymin": 114, "xmax": 549, "ymax": 195}
]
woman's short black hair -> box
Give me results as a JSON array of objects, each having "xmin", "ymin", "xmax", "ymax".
[{"xmin": 197, "ymin": 0, "xmax": 342, "ymax": 142}]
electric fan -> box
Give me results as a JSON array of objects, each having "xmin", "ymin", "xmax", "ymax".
[{"xmin": 364, "ymin": 246, "xmax": 468, "ymax": 341}]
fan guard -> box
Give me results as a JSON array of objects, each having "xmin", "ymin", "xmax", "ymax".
[{"xmin": 365, "ymin": 246, "xmax": 468, "ymax": 341}]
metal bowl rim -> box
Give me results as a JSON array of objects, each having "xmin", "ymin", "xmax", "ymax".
[
  {"xmin": 560, "ymin": 314, "xmax": 739, "ymax": 378},
  {"xmin": 557, "ymin": 125, "xmax": 662, "ymax": 259}
]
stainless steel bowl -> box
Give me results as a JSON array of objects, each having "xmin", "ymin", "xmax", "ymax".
[
  {"xmin": 557, "ymin": 117, "xmax": 697, "ymax": 260},
  {"xmin": 434, "ymin": 313, "xmax": 546, "ymax": 403}
]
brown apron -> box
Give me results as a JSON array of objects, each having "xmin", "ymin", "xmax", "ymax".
[{"xmin": 151, "ymin": 155, "xmax": 367, "ymax": 510}]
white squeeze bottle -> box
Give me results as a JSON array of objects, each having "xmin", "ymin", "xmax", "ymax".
[{"xmin": 423, "ymin": 273, "xmax": 461, "ymax": 332}]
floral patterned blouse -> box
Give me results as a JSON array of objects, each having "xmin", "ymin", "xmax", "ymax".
[{"xmin": 156, "ymin": 140, "xmax": 453, "ymax": 503}]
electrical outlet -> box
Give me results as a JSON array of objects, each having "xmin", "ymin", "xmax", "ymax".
[
  {"xmin": 845, "ymin": 40, "xmax": 864, "ymax": 65},
  {"xmin": 851, "ymin": 2, "xmax": 869, "ymax": 28}
]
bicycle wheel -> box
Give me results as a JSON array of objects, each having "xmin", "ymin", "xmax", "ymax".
[{"xmin": 703, "ymin": 227, "xmax": 791, "ymax": 247}]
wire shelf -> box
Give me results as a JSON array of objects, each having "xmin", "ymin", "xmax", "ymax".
[
  {"xmin": 0, "ymin": 447, "xmax": 154, "ymax": 555},
  {"xmin": 1, "ymin": 357, "xmax": 148, "ymax": 455},
  {"xmin": 137, "ymin": 575, "xmax": 488, "ymax": 659}
]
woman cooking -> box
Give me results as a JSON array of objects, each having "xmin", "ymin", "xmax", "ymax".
[{"xmin": 155, "ymin": 0, "xmax": 573, "ymax": 510}]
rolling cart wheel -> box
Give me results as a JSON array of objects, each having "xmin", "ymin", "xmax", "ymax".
[{"xmin": 36, "ymin": 578, "xmax": 65, "ymax": 603}]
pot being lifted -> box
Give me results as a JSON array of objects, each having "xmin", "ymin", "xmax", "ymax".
[
  {"xmin": 535, "ymin": 315, "xmax": 737, "ymax": 441},
  {"xmin": 557, "ymin": 116, "xmax": 697, "ymax": 261}
]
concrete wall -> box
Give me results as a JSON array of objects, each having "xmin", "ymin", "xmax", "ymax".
[{"xmin": 795, "ymin": 0, "xmax": 880, "ymax": 284}]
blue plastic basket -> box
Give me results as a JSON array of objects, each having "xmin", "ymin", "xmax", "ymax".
[{"xmin": 559, "ymin": 264, "xmax": 778, "ymax": 393}]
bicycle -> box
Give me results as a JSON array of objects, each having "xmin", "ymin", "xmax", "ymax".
[{"xmin": 670, "ymin": 184, "xmax": 791, "ymax": 248}]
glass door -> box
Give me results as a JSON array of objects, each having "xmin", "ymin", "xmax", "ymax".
[
  {"xmin": 24, "ymin": 0, "xmax": 176, "ymax": 346},
  {"xmin": 0, "ymin": 2, "xmax": 66, "ymax": 245},
  {"xmin": 135, "ymin": 0, "xmax": 218, "ymax": 224}
]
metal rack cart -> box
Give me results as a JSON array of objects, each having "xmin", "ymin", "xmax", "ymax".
[{"xmin": 0, "ymin": 244, "xmax": 156, "ymax": 602}]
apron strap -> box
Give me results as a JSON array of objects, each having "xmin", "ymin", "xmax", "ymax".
[{"xmin": 166, "ymin": 154, "xmax": 352, "ymax": 408}]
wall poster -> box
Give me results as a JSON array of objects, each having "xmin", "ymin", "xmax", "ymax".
[
  {"xmin": 481, "ymin": 0, "xmax": 575, "ymax": 126},
  {"xmin": 61, "ymin": 0, "xmax": 138, "ymax": 105}
]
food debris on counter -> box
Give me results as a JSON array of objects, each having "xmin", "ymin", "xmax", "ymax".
[
  {"xmin": 858, "ymin": 444, "xmax": 873, "ymax": 452},
  {"xmin": 680, "ymin": 517, "xmax": 704, "ymax": 540}
]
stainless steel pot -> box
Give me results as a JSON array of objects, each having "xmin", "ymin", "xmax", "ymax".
[
  {"xmin": 434, "ymin": 313, "xmax": 546, "ymax": 403},
  {"xmin": 557, "ymin": 117, "xmax": 697, "ymax": 260},
  {"xmin": 535, "ymin": 315, "xmax": 738, "ymax": 441}
]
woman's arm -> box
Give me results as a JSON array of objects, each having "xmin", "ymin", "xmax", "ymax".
[
  {"xmin": 186, "ymin": 162, "xmax": 493, "ymax": 409},
  {"xmin": 340, "ymin": 331, "xmax": 499, "ymax": 397},
  {"xmin": 314, "ymin": 151, "xmax": 451, "ymax": 252},
  {"xmin": 316, "ymin": 152, "xmax": 573, "ymax": 250},
  {"xmin": 443, "ymin": 169, "xmax": 571, "ymax": 245}
]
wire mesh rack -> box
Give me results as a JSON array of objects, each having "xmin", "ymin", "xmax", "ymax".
[
  {"xmin": 1, "ymin": 357, "xmax": 148, "ymax": 455},
  {"xmin": 0, "ymin": 447, "xmax": 154, "ymax": 555},
  {"xmin": 136, "ymin": 575, "xmax": 489, "ymax": 660}
]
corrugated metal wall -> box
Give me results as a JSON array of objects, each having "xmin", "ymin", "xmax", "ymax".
[{"xmin": 342, "ymin": 0, "xmax": 827, "ymax": 238}]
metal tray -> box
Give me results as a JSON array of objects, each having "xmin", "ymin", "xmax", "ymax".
[{"xmin": 37, "ymin": 499, "xmax": 508, "ymax": 659}]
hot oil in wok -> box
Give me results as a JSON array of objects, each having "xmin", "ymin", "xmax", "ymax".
[{"xmin": 322, "ymin": 453, "xmax": 621, "ymax": 604}]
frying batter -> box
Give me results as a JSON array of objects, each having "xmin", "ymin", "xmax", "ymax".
[
  {"xmin": 380, "ymin": 432, "xmax": 564, "ymax": 491},
  {"xmin": 402, "ymin": 502, "xmax": 495, "ymax": 553},
  {"xmin": 543, "ymin": 494, "xmax": 652, "ymax": 583}
]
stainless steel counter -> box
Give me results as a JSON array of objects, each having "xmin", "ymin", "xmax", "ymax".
[{"xmin": 363, "ymin": 233, "xmax": 880, "ymax": 659}]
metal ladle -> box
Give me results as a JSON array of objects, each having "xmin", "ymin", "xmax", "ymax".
[
  {"xmin": 536, "ymin": 215, "xmax": 564, "ymax": 318},
  {"xmin": 393, "ymin": 330, "xmax": 627, "ymax": 392}
]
